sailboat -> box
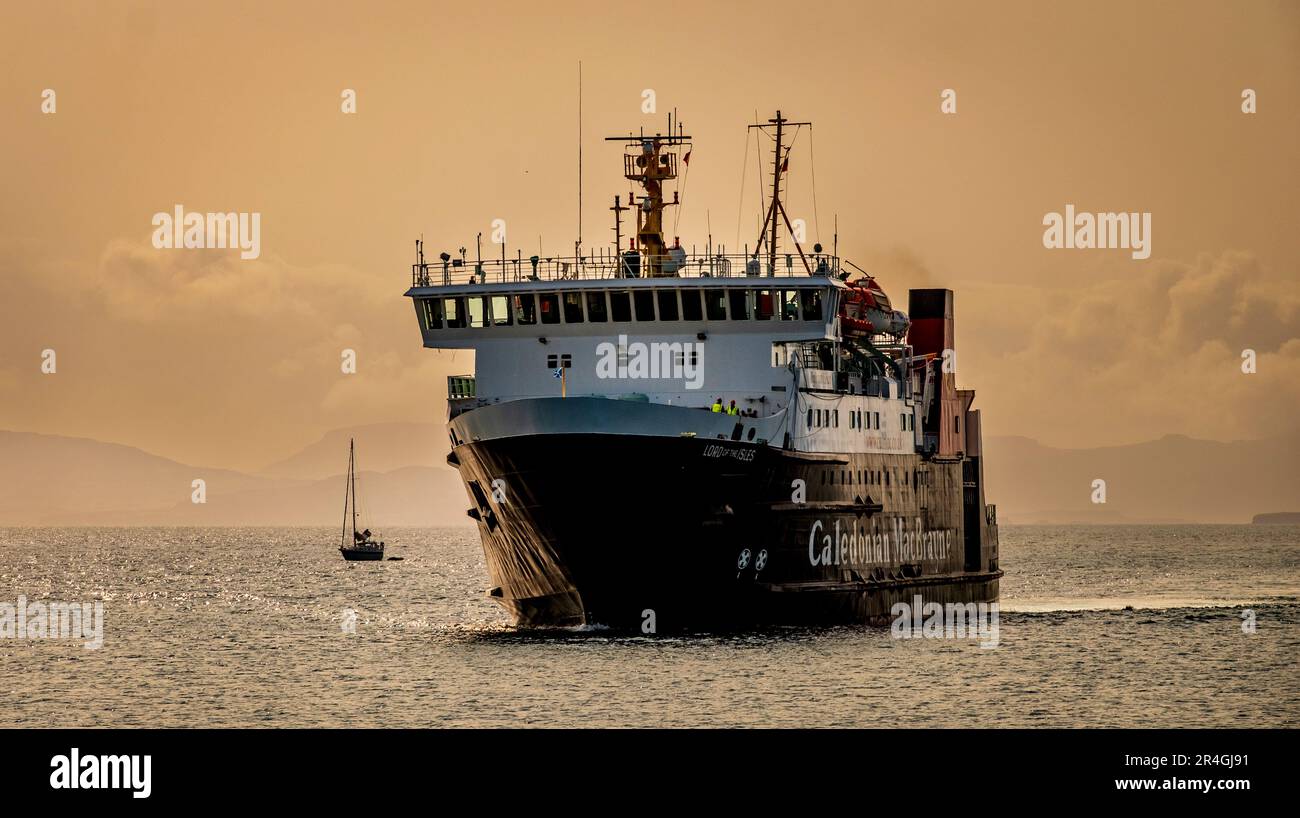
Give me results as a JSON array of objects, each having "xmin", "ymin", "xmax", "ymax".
[{"xmin": 339, "ymin": 438, "xmax": 384, "ymax": 561}]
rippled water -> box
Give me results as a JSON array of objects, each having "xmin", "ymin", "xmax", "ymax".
[{"xmin": 3, "ymin": 525, "xmax": 1297, "ymax": 727}]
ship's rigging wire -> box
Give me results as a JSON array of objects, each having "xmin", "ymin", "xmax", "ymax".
[
  {"xmin": 734, "ymin": 126, "xmax": 750, "ymax": 253},
  {"xmin": 808, "ymin": 126, "xmax": 822, "ymax": 246},
  {"xmin": 673, "ymin": 145, "xmax": 690, "ymax": 237},
  {"xmin": 759, "ymin": 113, "xmax": 764, "ymax": 245}
]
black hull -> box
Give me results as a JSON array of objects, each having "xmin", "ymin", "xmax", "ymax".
[
  {"xmin": 450, "ymin": 406, "xmax": 1001, "ymax": 631},
  {"xmin": 340, "ymin": 548, "xmax": 384, "ymax": 561}
]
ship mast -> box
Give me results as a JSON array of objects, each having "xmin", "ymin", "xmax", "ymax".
[
  {"xmin": 750, "ymin": 110, "xmax": 812, "ymax": 274},
  {"xmin": 605, "ymin": 118, "xmax": 690, "ymax": 277}
]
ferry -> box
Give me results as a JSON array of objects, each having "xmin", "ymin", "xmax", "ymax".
[{"xmin": 404, "ymin": 111, "xmax": 1000, "ymax": 629}]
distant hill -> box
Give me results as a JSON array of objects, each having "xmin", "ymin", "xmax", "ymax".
[
  {"xmin": 0, "ymin": 430, "xmax": 288, "ymax": 525},
  {"xmin": 0, "ymin": 429, "xmax": 471, "ymax": 527},
  {"xmin": 55, "ymin": 465, "xmax": 470, "ymax": 527},
  {"xmin": 983, "ymin": 433, "xmax": 1300, "ymax": 524},
  {"xmin": 1252, "ymin": 512, "xmax": 1300, "ymax": 525},
  {"xmin": 259, "ymin": 422, "xmax": 449, "ymax": 480}
]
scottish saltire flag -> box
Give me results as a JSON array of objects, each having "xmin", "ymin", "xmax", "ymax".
[{"xmin": 553, "ymin": 367, "xmax": 564, "ymax": 378}]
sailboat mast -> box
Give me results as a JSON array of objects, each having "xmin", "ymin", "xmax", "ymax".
[
  {"xmin": 350, "ymin": 438, "xmax": 358, "ymax": 538},
  {"xmin": 341, "ymin": 440, "xmax": 352, "ymax": 548}
]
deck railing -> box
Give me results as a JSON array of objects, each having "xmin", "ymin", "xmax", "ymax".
[{"xmin": 410, "ymin": 251, "xmax": 843, "ymax": 289}]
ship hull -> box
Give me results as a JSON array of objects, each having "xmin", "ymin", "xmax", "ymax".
[{"xmin": 449, "ymin": 398, "xmax": 1000, "ymax": 631}]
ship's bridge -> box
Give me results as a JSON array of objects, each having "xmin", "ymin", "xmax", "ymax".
[{"xmin": 402, "ymin": 252, "xmax": 871, "ymax": 415}]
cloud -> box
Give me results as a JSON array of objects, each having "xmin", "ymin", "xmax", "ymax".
[
  {"xmin": 962, "ymin": 251, "xmax": 1300, "ymax": 445},
  {"xmin": 89, "ymin": 239, "xmax": 391, "ymax": 323}
]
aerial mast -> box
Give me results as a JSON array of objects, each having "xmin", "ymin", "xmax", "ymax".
[{"xmin": 750, "ymin": 110, "xmax": 812, "ymax": 274}]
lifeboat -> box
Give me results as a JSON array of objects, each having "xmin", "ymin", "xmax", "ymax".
[{"xmin": 838, "ymin": 277, "xmax": 910, "ymax": 338}]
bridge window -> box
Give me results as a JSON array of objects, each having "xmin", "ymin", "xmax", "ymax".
[
  {"xmin": 539, "ymin": 293, "xmax": 560, "ymax": 325},
  {"xmin": 681, "ymin": 289, "xmax": 703, "ymax": 321},
  {"xmin": 420, "ymin": 298, "xmax": 442, "ymax": 330},
  {"xmin": 657, "ymin": 290, "xmax": 679, "ymax": 321},
  {"xmin": 634, "ymin": 290, "xmax": 656, "ymax": 321},
  {"xmin": 755, "ymin": 290, "xmax": 775, "ymax": 320},
  {"xmin": 490, "ymin": 295, "xmax": 513, "ymax": 326},
  {"xmin": 609, "ymin": 290, "xmax": 632, "ymax": 322},
  {"xmin": 467, "ymin": 296, "xmax": 488, "ymax": 328},
  {"xmin": 780, "ymin": 290, "xmax": 800, "ymax": 320},
  {"xmin": 444, "ymin": 297, "xmax": 466, "ymax": 329},
  {"xmin": 705, "ymin": 289, "xmax": 727, "ymax": 320},
  {"xmin": 562, "ymin": 292, "xmax": 584, "ymax": 323},
  {"xmin": 513, "ymin": 293, "xmax": 537, "ymax": 325},
  {"xmin": 728, "ymin": 289, "xmax": 750, "ymax": 320},
  {"xmin": 801, "ymin": 289, "xmax": 824, "ymax": 321},
  {"xmin": 585, "ymin": 291, "xmax": 608, "ymax": 322}
]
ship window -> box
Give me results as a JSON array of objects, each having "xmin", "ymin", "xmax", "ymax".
[
  {"xmin": 833, "ymin": 409, "xmax": 839, "ymax": 427},
  {"xmin": 562, "ymin": 292, "xmax": 584, "ymax": 323},
  {"xmin": 705, "ymin": 289, "xmax": 727, "ymax": 320},
  {"xmin": 885, "ymin": 471, "xmax": 890, "ymax": 486},
  {"xmin": 874, "ymin": 411, "xmax": 880, "ymax": 429},
  {"xmin": 634, "ymin": 290, "xmax": 656, "ymax": 321},
  {"xmin": 728, "ymin": 289, "xmax": 750, "ymax": 320},
  {"xmin": 609, "ymin": 290, "xmax": 632, "ymax": 322},
  {"xmin": 755, "ymin": 290, "xmax": 775, "ymax": 320},
  {"xmin": 657, "ymin": 290, "xmax": 679, "ymax": 321},
  {"xmin": 468, "ymin": 296, "xmax": 488, "ymax": 328},
  {"xmin": 801, "ymin": 289, "xmax": 824, "ymax": 321},
  {"xmin": 545, "ymin": 353, "xmax": 572, "ymax": 369},
  {"xmin": 585, "ymin": 291, "xmax": 608, "ymax": 323},
  {"xmin": 807, "ymin": 409, "xmax": 813, "ymax": 428},
  {"xmin": 490, "ymin": 295, "xmax": 513, "ymax": 326},
  {"xmin": 420, "ymin": 298, "xmax": 442, "ymax": 330},
  {"xmin": 539, "ymin": 293, "xmax": 560, "ymax": 325},
  {"xmin": 780, "ymin": 290, "xmax": 800, "ymax": 320},
  {"xmin": 513, "ymin": 293, "xmax": 537, "ymax": 325},
  {"xmin": 681, "ymin": 289, "xmax": 703, "ymax": 321},
  {"xmin": 954, "ymin": 416, "xmax": 960, "ymax": 433},
  {"xmin": 444, "ymin": 297, "xmax": 466, "ymax": 329}
]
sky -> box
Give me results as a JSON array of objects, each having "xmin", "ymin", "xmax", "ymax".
[{"xmin": 2, "ymin": 0, "xmax": 1297, "ymax": 471}]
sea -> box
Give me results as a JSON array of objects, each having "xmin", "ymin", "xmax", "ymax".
[{"xmin": 3, "ymin": 525, "xmax": 1297, "ymax": 727}]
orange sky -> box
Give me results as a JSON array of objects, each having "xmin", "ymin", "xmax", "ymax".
[{"xmin": 2, "ymin": 0, "xmax": 1297, "ymax": 471}]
